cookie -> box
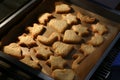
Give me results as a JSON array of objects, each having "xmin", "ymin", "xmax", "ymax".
[
  {"xmin": 55, "ymin": 3, "xmax": 71, "ymax": 13},
  {"xmin": 72, "ymin": 53, "xmax": 85, "ymax": 70},
  {"xmin": 39, "ymin": 61, "xmax": 52, "ymax": 76},
  {"xmin": 38, "ymin": 13, "xmax": 53, "ymax": 24},
  {"xmin": 26, "ymin": 23, "xmax": 44, "ymax": 37},
  {"xmin": 87, "ymin": 33, "xmax": 104, "ymax": 46},
  {"xmin": 72, "ymin": 24, "xmax": 89, "ymax": 36},
  {"xmin": 77, "ymin": 12, "xmax": 95, "ymax": 23},
  {"xmin": 21, "ymin": 47, "xmax": 30, "ymax": 56},
  {"xmin": 80, "ymin": 43, "xmax": 95, "ymax": 56},
  {"xmin": 3, "ymin": 43, "xmax": 22, "ymax": 59},
  {"xmin": 18, "ymin": 33, "xmax": 36, "ymax": 47},
  {"xmin": 52, "ymin": 69, "xmax": 75, "ymax": 80},
  {"xmin": 62, "ymin": 13, "xmax": 77, "ymax": 25},
  {"xmin": 91, "ymin": 23, "xmax": 108, "ymax": 35},
  {"xmin": 29, "ymin": 48, "xmax": 39, "ymax": 63},
  {"xmin": 37, "ymin": 32, "xmax": 61, "ymax": 45},
  {"xmin": 47, "ymin": 55, "xmax": 67, "ymax": 70},
  {"xmin": 63, "ymin": 30, "xmax": 82, "ymax": 43},
  {"xmin": 52, "ymin": 41, "xmax": 73, "ymax": 57},
  {"xmin": 48, "ymin": 19, "xmax": 68, "ymax": 33},
  {"xmin": 20, "ymin": 55, "xmax": 41, "ymax": 70},
  {"xmin": 32, "ymin": 46, "xmax": 53, "ymax": 60}
]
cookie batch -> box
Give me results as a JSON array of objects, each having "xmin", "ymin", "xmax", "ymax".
[{"xmin": 3, "ymin": 3, "xmax": 108, "ymax": 80}]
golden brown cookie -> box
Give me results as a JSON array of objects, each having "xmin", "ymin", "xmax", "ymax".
[
  {"xmin": 77, "ymin": 12, "xmax": 96, "ymax": 23},
  {"xmin": 29, "ymin": 48, "xmax": 39, "ymax": 63},
  {"xmin": 21, "ymin": 47, "xmax": 30, "ymax": 56},
  {"xmin": 3, "ymin": 43, "xmax": 22, "ymax": 59},
  {"xmin": 72, "ymin": 53, "xmax": 85, "ymax": 70},
  {"xmin": 52, "ymin": 69, "xmax": 75, "ymax": 80},
  {"xmin": 48, "ymin": 19, "xmax": 68, "ymax": 33},
  {"xmin": 63, "ymin": 30, "xmax": 82, "ymax": 43},
  {"xmin": 62, "ymin": 13, "xmax": 77, "ymax": 25},
  {"xmin": 91, "ymin": 23, "xmax": 108, "ymax": 35},
  {"xmin": 18, "ymin": 33, "xmax": 36, "ymax": 47},
  {"xmin": 37, "ymin": 32, "xmax": 61, "ymax": 45},
  {"xmin": 52, "ymin": 41, "xmax": 73, "ymax": 57},
  {"xmin": 47, "ymin": 55, "xmax": 67, "ymax": 70},
  {"xmin": 38, "ymin": 13, "xmax": 53, "ymax": 24},
  {"xmin": 20, "ymin": 55, "xmax": 41, "ymax": 70},
  {"xmin": 80, "ymin": 43, "xmax": 95, "ymax": 56},
  {"xmin": 39, "ymin": 61, "xmax": 52, "ymax": 76},
  {"xmin": 32, "ymin": 46, "xmax": 53, "ymax": 60},
  {"xmin": 26, "ymin": 23, "xmax": 44, "ymax": 37},
  {"xmin": 72, "ymin": 24, "xmax": 89, "ymax": 36},
  {"xmin": 87, "ymin": 33, "xmax": 104, "ymax": 46},
  {"xmin": 55, "ymin": 3, "xmax": 71, "ymax": 13}
]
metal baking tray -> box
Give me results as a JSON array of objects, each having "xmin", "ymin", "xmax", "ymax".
[{"xmin": 0, "ymin": 0, "xmax": 120, "ymax": 80}]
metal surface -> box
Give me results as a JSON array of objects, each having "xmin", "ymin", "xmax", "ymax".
[{"xmin": 0, "ymin": 0, "xmax": 120, "ymax": 80}]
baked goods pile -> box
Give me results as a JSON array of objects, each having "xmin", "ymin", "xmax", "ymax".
[{"xmin": 3, "ymin": 3, "xmax": 108, "ymax": 80}]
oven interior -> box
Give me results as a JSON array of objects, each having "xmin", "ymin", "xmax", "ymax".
[{"xmin": 0, "ymin": 0, "xmax": 120, "ymax": 80}]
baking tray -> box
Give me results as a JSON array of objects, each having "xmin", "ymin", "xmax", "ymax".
[{"xmin": 0, "ymin": 0, "xmax": 120, "ymax": 80}]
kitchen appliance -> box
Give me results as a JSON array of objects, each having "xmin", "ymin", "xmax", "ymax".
[{"xmin": 0, "ymin": 0, "xmax": 120, "ymax": 80}]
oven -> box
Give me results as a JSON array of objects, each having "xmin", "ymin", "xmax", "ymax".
[{"xmin": 0, "ymin": 0, "xmax": 120, "ymax": 80}]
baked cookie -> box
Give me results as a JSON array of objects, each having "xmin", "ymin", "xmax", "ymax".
[
  {"xmin": 47, "ymin": 55, "xmax": 67, "ymax": 70},
  {"xmin": 52, "ymin": 69, "xmax": 75, "ymax": 80},
  {"xmin": 37, "ymin": 32, "xmax": 61, "ymax": 45},
  {"xmin": 26, "ymin": 23, "xmax": 44, "ymax": 37},
  {"xmin": 48, "ymin": 19, "xmax": 68, "ymax": 33},
  {"xmin": 29, "ymin": 48, "xmax": 39, "ymax": 63},
  {"xmin": 63, "ymin": 30, "xmax": 82, "ymax": 43},
  {"xmin": 77, "ymin": 12, "xmax": 95, "ymax": 23},
  {"xmin": 32, "ymin": 46, "xmax": 53, "ymax": 60},
  {"xmin": 80, "ymin": 43, "xmax": 95, "ymax": 56},
  {"xmin": 72, "ymin": 24, "xmax": 89, "ymax": 36},
  {"xmin": 52, "ymin": 41, "xmax": 73, "ymax": 57},
  {"xmin": 55, "ymin": 3, "xmax": 71, "ymax": 13},
  {"xmin": 39, "ymin": 61, "xmax": 52, "ymax": 76},
  {"xmin": 72, "ymin": 53, "xmax": 85, "ymax": 70},
  {"xmin": 20, "ymin": 55, "xmax": 41, "ymax": 70},
  {"xmin": 18, "ymin": 33, "xmax": 36, "ymax": 47},
  {"xmin": 3, "ymin": 43, "xmax": 22, "ymax": 59},
  {"xmin": 62, "ymin": 13, "xmax": 77, "ymax": 25},
  {"xmin": 87, "ymin": 33, "xmax": 104, "ymax": 46},
  {"xmin": 38, "ymin": 13, "xmax": 53, "ymax": 24},
  {"xmin": 21, "ymin": 47, "xmax": 30, "ymax": 56},
  {"xmin": 91, "ymin": 23, "xmax": 108, "ymax": 35}
]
